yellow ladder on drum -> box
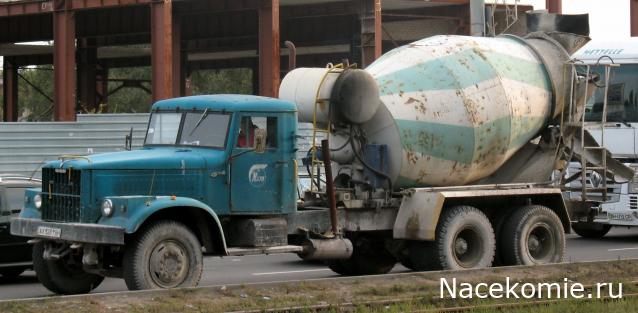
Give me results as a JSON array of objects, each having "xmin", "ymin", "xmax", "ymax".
[{"xmin": 308, "ymin": 63, "xmax": 355, "ymax": 192}]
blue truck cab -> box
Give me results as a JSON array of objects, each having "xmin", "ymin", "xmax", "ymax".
[{"xmin": 11, "ymin": 95, "xmax": 302, "ymax": 292}]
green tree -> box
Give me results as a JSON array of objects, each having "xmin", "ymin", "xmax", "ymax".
[
  {"xmin": 191, "ymin": 68, "xmax": 253, "ymax": 95},
  {"xmin": 6, "ymin": 65, "xmax": 253, "ymax": 120},
  {"xmin": 17, "ymin": 66, "xmax": 54, "ymax": 121}
]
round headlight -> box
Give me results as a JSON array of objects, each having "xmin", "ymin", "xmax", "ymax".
[
  {"xmin": 34, "ymin": 194, "xmax": 42, "ymax": 210},
  {"xmin": 101, "ymin": 199, "xmax": 114, "ymax": 217}
]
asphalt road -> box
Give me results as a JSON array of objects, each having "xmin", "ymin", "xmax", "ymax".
[{"xmin": 2, "ymin": 227, "xmax": 638, "ymax": 301}]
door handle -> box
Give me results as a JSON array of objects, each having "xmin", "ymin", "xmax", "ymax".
[{"xmin": 210, "ymin": 170, "xmax": 226, "ymax": 178}]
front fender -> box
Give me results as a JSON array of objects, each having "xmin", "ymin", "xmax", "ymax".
[{"xmin": 99, "ymin": 196, "xmax": 228, "ymax": 253}]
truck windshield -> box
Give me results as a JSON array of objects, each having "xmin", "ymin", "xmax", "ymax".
[
  {"xmin": 585, "ymin": 65, "xmax": 638, "ymax": 123},
  {"xmin": 145, "ymin": 111, "xmax": 230, "ymax": 148}
]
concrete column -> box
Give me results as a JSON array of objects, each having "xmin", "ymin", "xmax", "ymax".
[
  {"xmin": 546, "ymin": 0, "xmax": 562, "ymax": 14},
  {"xmin": 470, "ymin": 0, "xmax": 485, "ymax": 36},
  {"xmin": 359, "ymin": 0, "xmax": 382, "ymax": 68},
  {"xmin": 258, "ymin": 0, "xmax": 280, "ymax": 98},
  {"xmin": 151, "ymin": 0, "xmax": 181, "ymax": 102},
  {"xmin": 2, "ymin": 59, "xmax": 18, "ymax": 122},
  {"xmin": 53, "ymin": 4, "xmax": 77, "ymax": 121}
]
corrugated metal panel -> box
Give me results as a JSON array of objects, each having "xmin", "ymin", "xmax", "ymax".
[
  {"xmin": 0, "ymin": 114, "xmax": 318, "ymax": 182},
  {"xmin": 0, "ymin": 114, "xmax": 148, "ymax": 178}
]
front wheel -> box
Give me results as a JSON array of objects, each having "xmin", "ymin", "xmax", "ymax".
[
  {"xmin": 123, "ymin": 221, "xmax": 203, "ymax": 290},
  {"xmin": 32, "ymin": 242, "xmax": 104, "ymax": 295},
  {"xmin": 500, "ymin": 205, "xmax": 565, "ymax": 266}
]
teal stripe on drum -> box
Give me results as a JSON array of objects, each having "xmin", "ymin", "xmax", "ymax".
[
  {"xmin": 396, "ymin": 115, "xmax": 547, "ymax": 165},
  {"xmin": 374, "ymin": 49, "xmax": 551, "ymax": 96}
]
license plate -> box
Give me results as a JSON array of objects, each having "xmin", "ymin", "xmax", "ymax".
[
  {"xmin": 36, "ymin": 226, "xmax": 61, "ymax": 238},
  {"xmin": 609, "ymin": 213, "xmax": 633, "ymax": 221}
]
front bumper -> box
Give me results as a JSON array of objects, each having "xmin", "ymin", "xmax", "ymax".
[{"xmin": 10, "ymin": 218, "xmax": 125, "ymax": 245}]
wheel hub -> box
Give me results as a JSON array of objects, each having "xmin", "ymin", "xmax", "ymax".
[
  {"xmin": 527, "ymin": 223, "xmax": 555, "ymax": 262},
  {"xmin": 452, "ymin": 227, "xmax": 483, "ymax": 268},
  {"xmin": 454, "ymin": 237, "xmax": 469, "ymax": 256},
  {"xmin": 150, "ymin": 240, "xmax": 189, "ymax": 288},
  {"xmin": 528, "ymin": 235, "xmax": 540, "ymax": 252}
]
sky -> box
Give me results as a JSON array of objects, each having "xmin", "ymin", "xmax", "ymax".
[{"xmin": 500, "ymin": 0, "xmax": 631, "ymax": 40}]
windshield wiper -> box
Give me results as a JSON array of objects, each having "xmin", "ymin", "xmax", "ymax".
[{"xmin": 188, "ymin": 108, "xmax": 209, "ymax": 136}]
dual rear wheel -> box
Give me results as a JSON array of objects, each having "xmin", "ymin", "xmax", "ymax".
[{"xmin": 394, "ymin": 205, "xmax": 564, "ymax": 272}]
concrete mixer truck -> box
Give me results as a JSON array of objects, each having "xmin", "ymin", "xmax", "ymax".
[{"xmin": 10, "ymin": 13, "xmax": 627, "ymax": 294}]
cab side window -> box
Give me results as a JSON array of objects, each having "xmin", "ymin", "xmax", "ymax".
[{"xmin": 237, "ymin": 116, "xmax": 277, "ymax": 148}]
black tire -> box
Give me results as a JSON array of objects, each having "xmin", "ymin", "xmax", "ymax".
[
  {"xmin": 327, "ymin": 235, "xmax": 396, "ymax": 275},
  {"xmin": 501, "ymin": 205, "xmax": 565, "ymax": 266},
  {"xmin": 123, "ymin": 220, "xmax": 203, "ymax": 290},
  {"xmin": 0, "ymin": 267, "xmax": 26, "ymax": 278},
  {"xmin": 32, "ymin": 242, "xmax": 104, "ymax": 295},
  {"xmin": 409, "ymin": 206, "xmax": 495, "ymax": 271},
  {"xmin": 572, "ymin": 223, "xmax": 612, "ymax": 239},
  {"xmin": 401, "ymin": 240, "xmax": 438, "ymax": 271},
  {"xmin": 491, "ymin": 210, "xmax": 515, "ymax": 267}
]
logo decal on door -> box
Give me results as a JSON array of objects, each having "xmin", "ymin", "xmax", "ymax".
[{"xmin": 248, "ymin": 164, "xmax": 268, "ymax": 187}]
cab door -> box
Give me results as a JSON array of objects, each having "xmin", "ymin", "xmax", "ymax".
[{"xmin": 229, "ymin": 114, "xmax": 284, "ymax": 213}]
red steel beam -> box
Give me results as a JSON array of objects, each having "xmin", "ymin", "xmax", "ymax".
[
  {"xmin": 360, "ymin": 0, "xmax": 382, "ymax": 67},
  {"xmin": 0, "ymin": 0, "xmax": 53, "ymax": 17},
  {"xmin": 258, "ymin": 0, "xmax": 280, "ymax": 98},
  {"xmin": 53, "ymin": 7, "xmax": 77, "ymax": 121},
  {"xmin": 632, "ymin": 0, "xmax": 638, "ymax": 37},
  {"xmin": 546, "ymin": 0, "xmax": 561, "ymax": 14},
  {"xmin": 2, "ymin": 60, "xmax": 18, "ymax": 122},
  {"xmin": 150, "ymin": 0, "xmax": 181, "ymax": 102},
  {"xmin": 67, "ymin": 0, "xmax": 152, "ymax": 10},
  {"xmin": 0, "ymin": 0, "xmax": 155, "ymax": 17}
]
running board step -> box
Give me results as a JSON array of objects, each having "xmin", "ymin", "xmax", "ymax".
[{"xmin": 226, "ymin": 245, "xmax": 304, "ymax": 256}]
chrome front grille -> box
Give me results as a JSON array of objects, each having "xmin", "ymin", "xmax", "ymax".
[
  {"xmin": 630, "ymin": 195, "xmax": 638, "ymax": 210},
  {"xmin": 41, "ymin": 168, "xmax": 81, "ymax": 222}
]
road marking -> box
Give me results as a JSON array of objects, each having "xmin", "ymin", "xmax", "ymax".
[
  {"xmin": 252, "ymin": 269, "xmax": 332, "ymax": 276},
  {"xmin": 608, "ymin": 247, "xmax": 638, "ymax": 251}
]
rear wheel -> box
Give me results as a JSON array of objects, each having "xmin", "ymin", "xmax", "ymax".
[
  {"xmin": 572, "ymin": 222, "xmax": 611, "ymax": 239},
  {"xmin": 327, "ymin": 234, "xmax": 396, "ymax": 275},
  {"xmin": 407, "ymin": 206, "xmax": 495, "ymax": 271},
  {"xmin": 501, "ymin": 205, "xmax": 565, "ymax": 265},
  {"xmin": 0, "ymin": 267, "xmax": 26, "ymax": 278},
  {"xmin": 123, "ymin": 221, "xmax": 203, "ymax": 290},
  {"xmin": 32, "ymin": 242, "xmax": 104, "ymax": 295}
]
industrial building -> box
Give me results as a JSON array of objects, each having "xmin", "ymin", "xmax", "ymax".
[{"xmin": 0, "ymin": 0, "xmax": 569, "ymax": 122}]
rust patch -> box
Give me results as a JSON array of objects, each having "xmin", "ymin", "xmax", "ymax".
[{"xmin": 406, "ymin": 212, "xmax": 421, "ymax": 239}]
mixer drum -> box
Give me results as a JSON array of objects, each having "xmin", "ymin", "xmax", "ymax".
[{"xmin": 364, "ymin": 35, "xmax": 554, "ymax": 187}]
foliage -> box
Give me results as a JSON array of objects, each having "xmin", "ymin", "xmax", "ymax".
[
  {"xmin": 2, "ymin": 66, "xmax": 253, "ymax": 121},
  {"xmin": 191, "ymin": 68, "xmax": 253, "ymax": 95}
]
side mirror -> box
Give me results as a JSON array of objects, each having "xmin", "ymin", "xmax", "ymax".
[{"xmin": 253, "ymin": 129, "xmax": 267, "ymax": 153}]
